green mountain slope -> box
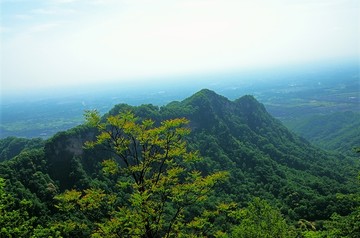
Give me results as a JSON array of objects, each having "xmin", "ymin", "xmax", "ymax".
[
  {"xmin": 159, "ymin": 89, "xmax": 359, "ymax": 220},
  {"xmin": 0, "ymin": 137, "xmax": 44, "ymax": 162},
  {"xmin": 284, "ymin": 111, "xmax": 360, "ymax": 154},
  {"xmin": 0, "ymin": 89, "xmax": 358, "ymax": 225}
]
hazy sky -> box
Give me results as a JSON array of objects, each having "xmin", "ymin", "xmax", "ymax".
[{"xmin": 1, "ymin": 0, "xmax": 359, "ymax": 94}]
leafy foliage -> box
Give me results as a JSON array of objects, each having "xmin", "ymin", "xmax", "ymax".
[
  {"xmin": 58, "ymin": 110, "xmax": 228, "ymax": 237},
  {"xmin": 230, "ymin": 198, "xmax": 295, "ymax": 238},
  {"xmin": 0, "ymin": 178, "xmax": 36, "ymax": 237},
  {"xmin": 0, "ymin": 89, "xmax": 359, "ymax": 237},
  {"xmin": 0, "ymin": 137, "xmax": 44, "ymax": 162},
  {"xmin": 285, "ymin": 111, "xmax": 360, "ymax": 155}
]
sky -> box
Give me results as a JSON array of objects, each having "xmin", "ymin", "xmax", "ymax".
[{"xmin": 0, "ymin": 0, "xmax": 359, "ymax": 95}]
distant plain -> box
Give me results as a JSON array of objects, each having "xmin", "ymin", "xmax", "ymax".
[{"xmin": 1, "ymin": 61, "xmax": 359, "ymax": 143}]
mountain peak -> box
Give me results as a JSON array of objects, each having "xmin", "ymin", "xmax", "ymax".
[
  {"xmin": 235, "ymin": 94, "xmax": 267, "ymax": 113},
  {"xmin": 196, "ymin": 88, "xmax": 218, "ymax": 96},
  {"xmin": 183, "ymin": 89, "xmax": 229, "ymax": 105}
]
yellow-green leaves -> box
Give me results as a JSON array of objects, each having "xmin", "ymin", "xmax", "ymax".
[
  {"xmin": 54, "ymin": 190, "xmax": 82, "ymax": 212},
  {"xmin": 80, "ymin": 111, "xmax": 229, "ymax": 237},
  {"xmin": 183, "ymin": 151, "xmax": 202, "ymax": 163},
  {"xmin": 161, "ymin": 117, "xmax": 190, "ymax": 130},
  {"xmin": 55, "ymin": 189, "xmax": 114, "ymax": 213},
  {"xmin": 102, "ymin": 159, "xmax": 119, "ymax": 175},
  {"xmin": 84, "ymin": 110, "xmax": 101, "ymax": 127},
  {"xmin": 78, "ymin": 189, "xmax": 107, "ymax": 211},
  {"xmin": 142, "ymin": 118, "xmax": 154, "ymax": 129},
  {"xmin": 230, "ymin": 198, "xmax": 293, "ymax": 238}
]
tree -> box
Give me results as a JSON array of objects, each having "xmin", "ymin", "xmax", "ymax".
[
  {"xmin": 63, "ymin": 110, "xmax": 228, "ymax": 237},
  {"xmin": 230, "ymin": 198, "xmax": 295, "ymax": 238},
  {"xmin": 0, "ymin": 178, "xmax": 36, "ymax": 237},
  {"xmin": 318, "ymin": 147, "xmax": 360, "ymax": 238}
]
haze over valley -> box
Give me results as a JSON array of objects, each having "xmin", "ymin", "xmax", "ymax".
[
  {"xmin": 1, "ymin": 60, "xmax": 358, "ymax": 143},
  {"xmin": 0, "ymin": 0, "xmax": 359, "ymax": 237}
]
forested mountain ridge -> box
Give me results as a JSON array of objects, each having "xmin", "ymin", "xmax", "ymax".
[
  {"xmin": 159, "ymin": 89, "xmax": 358, "ymax": 219},
  {"xmin": 0, "ymin": 89, "xmax": 359, "ymax": 237},
  {"xmin": 285, "ymin": 111, "xmax": 360, "ymax": 154},
  {"xmin": 0, "ymin": 136, "xmax": 44, "ymax": 162}
]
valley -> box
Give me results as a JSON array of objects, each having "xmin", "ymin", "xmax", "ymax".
[{"xmin": 1, "ymin": 63, "xmax": 359, "ymax": 151}]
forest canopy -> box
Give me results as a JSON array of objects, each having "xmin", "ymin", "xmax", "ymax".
[{"xmin": 0, "ymin": 90, "xmax": 359, "ymax": 237}]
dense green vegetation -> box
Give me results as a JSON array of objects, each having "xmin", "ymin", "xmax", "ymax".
[
  {"xmin": 283, "ymin": 111, "xmax": 360, "ymax": 155},
  {"xmin": 0, "ymin": 89, "xmax": 359, "ymax": 237},
  {"xmin": 0, "ymin": 137, "xmax": 44, "ymax": 162}
]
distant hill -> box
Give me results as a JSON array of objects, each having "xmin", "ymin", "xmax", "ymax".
[
  {"xmin": 284, "ymin": 111, "xmax": 360, "ymax": 155},
  {"xmin": 0, "ymin": 89, "xmax": 358, "ymax": 225},
  {"xmin": 0, "ymin": 137, "xmax": 44, "ymax": 162}
]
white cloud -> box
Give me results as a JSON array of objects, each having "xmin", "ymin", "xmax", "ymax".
[
  {"xmin": 52, "ymin": 0, "xmax": 81, "ymax": 4},
  {"xmin": 31, "ymin": 7, "xmax": 77, "ymax": 15},
  {"xmin": 31, "ymin": 8, "xmax": 55, "ymax": 15},
  {"xmin": 1, "ymin": 0, "xmax": 359, "ymax": 93},
  {"xmin": 27, "ymin": 23, "xmax": 61, "ymax": 33},
  {"xmin": 89, "ymin": 0, "xmax": 118, "ymax": 5},
  {"xmin": 14, "ymin": 14, "xmax": 33, "ymax": 20},
  {"xmin": 0, "ymin": 26, "xmax": 10, "ymax": 34}
]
